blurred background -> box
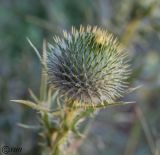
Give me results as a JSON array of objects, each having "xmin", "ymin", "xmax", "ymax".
[{"xmin": 0, "ymin": 0, "xmax": 160, "ymax": 155}]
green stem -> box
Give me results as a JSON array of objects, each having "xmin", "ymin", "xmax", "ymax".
[{"xmin": 51, "ymin": 107, "xmax": 76, "ymax": 155}]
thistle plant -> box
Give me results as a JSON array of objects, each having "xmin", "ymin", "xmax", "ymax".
[{"xmin": 12, "ymin": 26, "xmax": 133, "ymax": 155}]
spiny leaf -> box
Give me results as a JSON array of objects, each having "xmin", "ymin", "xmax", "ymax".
[
  {"xmin": 72, "ymin": 127, "xmax": 84, "ymax": 138},
  {"xmin": 49, "ymin": 90, "xmax": 59, "ymax": 109},
  {"xmin": 11, "ymin": 100, "xmax": 50, "ymax": 112},
  {"xmin": 27, "ymin": 37, "xmax": 42, "ymax": 61},
  {"xmin": 17, "ymin": 123, "xmax": 41, "ymax": 130},
  {"xmin": 28, "ymin": 88, "xmax": 40, "ymax": 103},
  {"xmin": 127, "ymin": 85, "xmax": 142, "ymax": 94},
  {"xmin": 71, "ymin": 109, "xmax": 94, "ymax": 138},
  {"xmin": 27, "ymin": 37, "xmax": 47, "ymax": 71},
  {"xmin": 71, "ymin": 101, "xmax": 135, "ymax": 109}
]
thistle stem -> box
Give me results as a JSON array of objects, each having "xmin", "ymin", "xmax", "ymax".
[{"xmin": 51, "ymin": 107, "xmax": 76, "ymax": 155}]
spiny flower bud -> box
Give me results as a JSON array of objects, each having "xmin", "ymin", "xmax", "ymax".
[{"xmin": 47, "ymin": 26, "xmax": 130, "ymax": 106}]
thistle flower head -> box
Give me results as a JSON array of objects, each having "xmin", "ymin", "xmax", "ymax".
[{"xmin": 47, "ymin": 26, "xmax": 130, "ymax": 106}]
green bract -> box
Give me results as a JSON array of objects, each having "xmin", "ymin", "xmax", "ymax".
[{"xmin": 47, "ymin": 26, "xmax": 130, "ymax": 106}]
